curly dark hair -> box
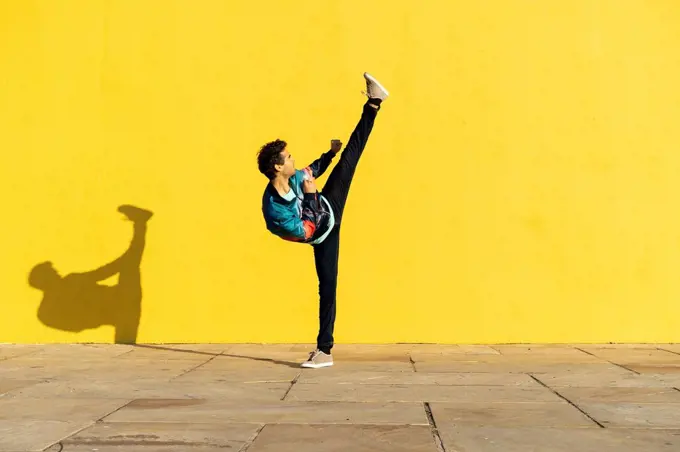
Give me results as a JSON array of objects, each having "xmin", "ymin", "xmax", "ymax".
[{"xmin": 257, "ymin": 139, "xmax": 287, "ymax": 179}]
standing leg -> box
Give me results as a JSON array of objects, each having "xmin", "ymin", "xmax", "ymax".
[
  {"xmin": 301, "ymin": 226, "xmax": 340, "ymax": 369},
  {"xmin": 323, "ymin": 100, "xmax": 381, "ymax": 223},
  {"xmin": 313, "ymin": 227, "xmax": 340, "ymax": 353},
  {"xmin": 114, "ymin": 205, "xmax": 153, "ymax": 343},
  {"xmin": 114, "ymin": 221, "xmax": 146, "ymax": 343}
]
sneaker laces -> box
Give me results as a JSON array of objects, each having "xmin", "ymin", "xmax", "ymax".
[
  {"xmin": 308, "ymin": 349, "xmax": 320, "ymax": 361},
  {"xmin": 362, "ymin": 81, "xmax": 373, "ymax": 98}
]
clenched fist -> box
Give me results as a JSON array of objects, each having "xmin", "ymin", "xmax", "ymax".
[
  {"xmin": 303, "ymin": 178, "xmax": 317, "ymax": 194},
  {"xmin": 331, "ymin": 139, "xmax": 343, "ymax": 154}
]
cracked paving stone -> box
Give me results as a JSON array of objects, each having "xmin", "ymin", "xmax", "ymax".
[
  {"xmin": 439, "ymin": 426, "xmax": 680, "ymax": 452},
  {"xmin": 246, "ymin": 424, "xmax": 436, "ymax": 452},
  {"xmin": 43, "ymin": 422, "xmax": 261, "ymax": 451},
  {"xmin": 105, "ymin": 400, "xmax": 429, "ymax": 425}
]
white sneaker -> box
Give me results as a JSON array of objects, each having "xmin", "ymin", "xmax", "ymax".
[
  {"xmin": 301, "ymin": 349, "xmax": 333, "ymax": 368},
  {"xmin": 363, "ymin": 72, "xmax": 389, "ymax": 101}
]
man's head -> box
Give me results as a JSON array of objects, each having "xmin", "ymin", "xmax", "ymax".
[
  {"xmin": 28, "ymin": 261, "xmax": 61, "ymax": 291},
  {"xmin": 257, "ymin": 139, "xmax": 295, "ymax": 180}
]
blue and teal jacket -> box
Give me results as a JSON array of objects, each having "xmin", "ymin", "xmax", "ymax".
[{"xmin": 262, "ymin": 150, "xmax": 337, "ymax": 245}]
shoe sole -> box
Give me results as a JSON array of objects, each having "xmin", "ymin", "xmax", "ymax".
[
  {"xmin": 301, "ymin": 362, "xmax": 334, "ymax": 369},
  {"xmin": 364, "ymin": 73, "xmax": 389, "ymax": 97}
]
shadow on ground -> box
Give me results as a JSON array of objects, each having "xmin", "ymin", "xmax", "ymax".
[{"xmin": 132, "ymin": 344, "xmax": 302, "ymax": 369}]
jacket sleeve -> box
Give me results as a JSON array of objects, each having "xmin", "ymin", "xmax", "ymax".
[
  {"xmin": 305, "ymin": 150, "xmax": 336, "ymax": 179},
  {"xmin": 274, "ymin": 193, "xmax": 327, "ymax": 242}
]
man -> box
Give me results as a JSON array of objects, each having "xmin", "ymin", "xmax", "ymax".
[{"xmin": 258, "ymin": 72, "xmax": 388, "ymax": 368}]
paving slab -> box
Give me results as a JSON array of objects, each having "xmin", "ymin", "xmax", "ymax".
[
  {"xmin": 227, "ymin": 344, "xmax": 301, "ymax": 353},
  {"xmin": 0, "ymin": 397, "xmax": 130, "ymax": 421},
  {"xmin": 492, "ymin": 346, "xmax": 595, "ymax": 357},
  {"xmin": 412, "ymin": 354, "xmax": 603, "ymax": 364},
  {"xmin": 79, "ymin": 370, "xmax": 180, "ymax": 381},
  {"xmin": 104, "ymin": 400, "xmax": 429, "ymax": 425},
  {"xmin": 173, "ymin": 367, "xmax": 299, "ymax": 384},
  {"xmin": 579, "ymin": 402, "xmax": 680, "ymax": 428},
  {"xmin": 202, "ymin": 358, "xmax": 414, "ymax": 372},
  {"xmin": 576, "ymin": 344, "xmax": 661, "ymax": 349},
  {"xmin": 47, "ymin": 421, "xmax": 260, "ymax": 451},
  {"xmin": 5, "ymin": 380, "xmax": 290, "ymax": 400},
  {"xmin": 457, "ymin": 345, "xmax": 503, "ymax": 354},
  {"xmin": 114, "ymin": 348, "xmax": 217, "ymax": 361},
  {"xmin": 408, "ymin": 344, "xmax": 501, "ymax": 355},
  {"xmin": 628, "ymin": 364, "xmax": 680, "ymax": 374},
  {"xmin": 101, "ymin": 358, "xmax": 206, "ymax": 370},
  {"xmin": 44, "ymin": 445, "xmax": 241, "ymax": 451},
  {"xmin": 0, "ymin": 360, "xmax": 77, "ymax": 380},
  {"xmin": 17, "ymin": 356, "xmax": 201, "ymax": 368},
  {"xmin": 212, "ymin": 350, "xmax": 309, "ymax": 363},
  {"xmin": 27, "ymin": 344, "xmax": 132, "ymax": 358},
  {"xmin": 197, "ymin": 356, "xmax": 304, "ymax": 371},
  {"xmin": 311, "ymin": 361, "xmax": 415, "ymax": 372},
  {"xmin": 323, "ymin": 352, "xmax": 411, "ymax": 363},
  {"xmin": 132, "ymin": 343, "xmax": 229, "ymax": 354},
  {"xmin": 292, "ymin": 345, "xmax": 414, "ymax": 362},
  {"xmin": 247, "ymin": 424, "xmax": 437, "ymax": 452},
  {"xmin": 532, "ymin": 369, "xmax": 671, "ymax": 388},
  {"xmin": 582, "ymin": 348, "xmax": 680, "ymax": 365},
  {"xmin": 0, "ymin": 358, "xmax": 200, "ymax": 381},
  {"xmin": 330, "ymin": 344, "xmax": 458, "ymax": 354},
  {"xmin": 414, "ymin": 361, "xmax": 620, "ymax": 373},
  {"xmin": 0, "ymin": 420, "xmax": 91, "ymax": 452},
  {"xmin": 655, "ymin": 375, "xmax": 680, "ymax": 387},
  {"xmin": 0, "ymin": 345, "xmax": 42, "ymax": 361},
  {"xmin": 330, "ymin": 344, "xmax": 417, "ymax": 353},
  {"xmin": 439, "ymin": 426, "xmax": 680, "ymax": 452},
  {"xmin": 0, "ymin": 379, "xmax": 41, "ymax": 396},
  {"xmin": 429, "ymin": 402, "xmax": 596, "ymax": 427},
  {"xmin": 286, "ymin": 383, "xmax": 561, "ymax": 403},
  {"xmin": 44, "ymin": 375, "xmax": 176, "ymax": 389},
  {"xmin": 297, "ymin": 371, "xmax": 537, "ymax": 386},
  {"xmin": 557, "ymin": 387, "xmax": 680, "ymax": 403},
  {"xmin": 659, "ymin": 345, "xmax": 680, "ymax": 354}
]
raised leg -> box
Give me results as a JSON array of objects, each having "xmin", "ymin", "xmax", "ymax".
[{"xmin": 322, "ymin": 100, "xmax": 380, "ymax": 222}]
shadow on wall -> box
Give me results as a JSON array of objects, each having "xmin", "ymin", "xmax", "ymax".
[{"xmin": 27, "ymin": 205, "xmax": 153, "ymax": 343}]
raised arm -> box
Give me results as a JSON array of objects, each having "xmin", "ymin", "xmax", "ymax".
[{"xmin": 304, "ymin": 139, "xmax": 343, "ymax": 179}]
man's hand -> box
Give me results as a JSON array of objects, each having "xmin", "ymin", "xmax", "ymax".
[
  {"xmin": 331, "ymin": 139, "xmax": 343, "ymax": 154},
  {"xmin": 303, "ymin": 177, "xmax": 317, "ymax": 194}
]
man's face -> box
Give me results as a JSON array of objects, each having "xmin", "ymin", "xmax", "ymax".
[{"xmin": 277, "ymin": 148, "xmax": 296, "ymax": 178}]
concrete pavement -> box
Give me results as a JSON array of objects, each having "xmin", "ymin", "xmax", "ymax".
[{"xmin": 1, "ymin": 343, "xmax": 680, "ymax": 451}]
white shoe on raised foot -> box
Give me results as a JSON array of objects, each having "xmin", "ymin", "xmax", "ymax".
[
  {"xmin": 301, "ymin": 349, "xmax": 333, "ymax": 369},
  {"xmin": 363, "ymin": 72, "xmax": 389, "ymax": 101}
]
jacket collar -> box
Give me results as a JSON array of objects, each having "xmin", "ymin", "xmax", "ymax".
[{"xmin": 267, "ymin": 181, "xmax": 297, "ymax": 203}]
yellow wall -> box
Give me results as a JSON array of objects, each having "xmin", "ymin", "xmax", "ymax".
[{"xmin": 2, "ymin": 0, "xmax": 680, "ymax": 344}]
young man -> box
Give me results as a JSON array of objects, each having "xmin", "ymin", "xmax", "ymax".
[{"xmin": 258, "ymin": 72, "xmax": 388, "ymax": 368}]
